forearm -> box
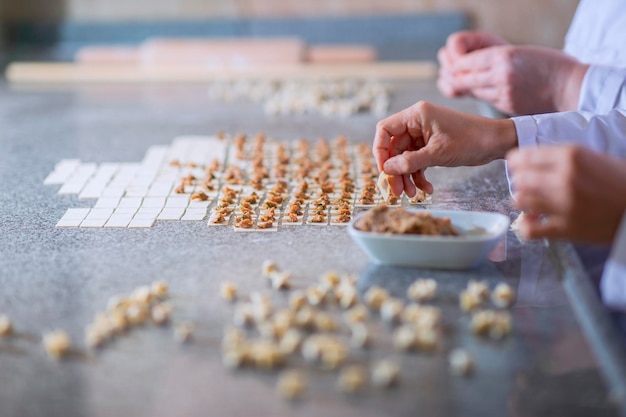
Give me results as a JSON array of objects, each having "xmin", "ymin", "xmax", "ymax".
[
  {"xmin": 485, "ymin": 118, "xmax": 518, "ymax": 160},
  {"xmin": 553, "ymin": 60, "xmax": 589, "ymax": 112}
]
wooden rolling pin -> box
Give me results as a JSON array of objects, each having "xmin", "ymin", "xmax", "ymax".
[
  {"xmin": 5, "ymin": 61, "xmax": 437, "ymax": 83},
  {"xmin": 139, "ymin": 37, "xmax": 306, "ymax": 66}
]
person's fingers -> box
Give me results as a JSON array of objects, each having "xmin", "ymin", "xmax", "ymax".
[
  {"xmin": 437, "ymin": 47, "xmax": 452, "ymax": 67},
  {"xmin": 453, "ymin": 70, "xmax": 496, "ymax": 91},
  {"xmin": 411, "ymin": 170, "xmax": 434, "ymax": 195},
  {"xmin": 373, "ymin": 108, "xmax": 423, "ymax": 171},
  {"xmin": 382, "ymin": 170, "xmax": 433, "ymax": 199},
  {"xmin": 452, "ymin": 48, "xmax": 495, "ymax": 73},
  {"xmin": 387, "ymin": 174, "xmax": 405, "ymax": 198},
  {"xmin": 437, "ymin": 70, "xmax": 469, "ymax": 97},
  {"xmin": 447, "ymin": 31, "xmax": 493, "ymax": 56},
  {"xmin": 445, "ymin": 32, "xmax": 468, "ymax": 56},
  {"xmin": 383, "ymin": 151, "xmax": 417, "ymax": 175},
  {"xmin": 373, "ymin": 125, "xmax": 393, "ymax": 171},
  {"xmin": 468, "ymin": 86, "xmax": 507, "ymax": 110},
  {"xmin": 513, "ymin": 185, "xmax": 564, "ymax": 216},
  {"xmin": 373, "ymin": 117, "xmax": 404, "ymax": 171},
  {"xmin": 448, "ymin": 36, "xmax": 470, "ymax": 56},
  {"xmin": 521, "ymin": 211, "xmax": 542, "ymax": 223},
  {"xmin": 507, "ymin": 148, "xmax": 535, "ymax": 168},
  {"xmin": 394, "ymin": 174, "xmax": 416, "ymax": 197},
  {"xmin": 383, "ymin": 146, "xmax": 439, "ymax": 176},
  {"xmin": 437, "ymin": 78, "xmax": 455, "ymax": 98},
  {"xmin": 508, "ymin": 150, "xmax": 565, "ymax": 214},
  {"xmin": 389, "ymin": 134, "xmax": 415, "ymax": 158},
  {"xmin": 506, "ymin": 147, "xmax": 560, "ymax": 171},
  {"xmin": 518, "ymin": 215, "xmax": 567, "ymax": 240},
  {"xmin": 509, "ymin": 166, "xmax": 552, "ymax": 192}
]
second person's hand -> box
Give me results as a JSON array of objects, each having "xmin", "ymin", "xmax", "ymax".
[
  {"xmin": 438, "ymin": 31, "xmax": 509, "ymax": 98},
  {"xmin": 449, "ymin": 45, "xmax": 588, "ymax": 115},
  {"xmin": 507, "ymin": 145, "xmax": 626, "ymax": 244}
]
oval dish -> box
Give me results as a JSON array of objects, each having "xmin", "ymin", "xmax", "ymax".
[{"xmin": 348, "ymin": 209, "xmax": 510, "ymax": 269}]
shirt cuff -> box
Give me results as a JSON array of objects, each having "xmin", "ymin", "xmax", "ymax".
[
  {"xmin": 579, "ymin": 65, "xmax": 626, "ymax": 114},
  {"xmin": 506, "ymin": 117, "xmax": 538, "ymax": 197},
  {"xmin": 511, "ymin": 116, "xmax": 538, "ymax": 149}
]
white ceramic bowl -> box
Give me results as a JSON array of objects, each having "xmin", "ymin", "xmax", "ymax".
[{"xmin": 348, "ymin": 209, "xmax": 510, "ymax": 269}]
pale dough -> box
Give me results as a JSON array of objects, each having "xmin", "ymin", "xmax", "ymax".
[
  {"xmin": 510, "ymin": 212, "xmax": 526, "ymax": 231},
  {"xmin": 377, "ymin": 172, "xmax": 391, "ymax": 203}
]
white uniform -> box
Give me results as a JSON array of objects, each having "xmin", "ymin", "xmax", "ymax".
[
  {"xmin": 514, "ymin": 108, "xmax": 626, "ymax": 155},
  {"xmin": 511, "ymin": 0, "xmax": 626, "ymax": 310},
  {"xmin": 565, "ymin": 0, "xmax": 626, "ymax": 113}
]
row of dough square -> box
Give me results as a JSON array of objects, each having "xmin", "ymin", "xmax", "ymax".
[{"xmin": 45, "ymin": 134, "xmax": 430, "ymax": 229}]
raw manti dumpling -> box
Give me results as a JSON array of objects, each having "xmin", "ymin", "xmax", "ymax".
[
  {"xmin": 377, "ymin": 172, "xmax": 392, "ymax": 203},
  {"xmin": 510, "ymin": 212, "xmax": 526, "ymax": 231}
]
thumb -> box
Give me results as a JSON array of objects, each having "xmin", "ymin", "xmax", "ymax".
[
  {"xmin": 448, "ymin": 31, "xmax": 493, "ymax": 55},
  {"xmin": 383, "ymin": 147, "xmax": 436, "ymax": 176}
]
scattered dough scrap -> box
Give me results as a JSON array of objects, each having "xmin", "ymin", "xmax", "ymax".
[
  {"xmin": 338, "ymin": 365, "xmax": 367, "ymax": 393},
  {"xmin": 151, "ymin": 303, "xmax": 172, "ymax": 325},
  {"xmin": 460, "ymin": 280, "xmax": 490, "ymax": 311},
  {"xmin": 343, "ymin": 305, "xmax": 369, "ymax": 324},
  {"xmin": 471, "ymin": 310, "xmax": 512, "ymax": 340},
  {"xmin": 215, "ymin": 264, "xmax": 514, "ymax": 403},
  {"xmin": 407, "ymin": 278, "xmax": 437, "ymax": 302},
  {"xmin": 262, "ymin": 260, "xmax": 279, "ymax": 278},
  {"xmin": 363, "ymin": 286, "xmax": 389, "ymax": 311},
  {"xmin": 491, "ymin": 283, "xmax": 516, "ymax": 308},
  {"xmin": 277, "ymin": 370, "xmax": 307, "ymax": 400},
  {"xmin": 174, "ymin": 322, "xmax": 195, "ymax": 344},
  {"xmin": 380, "ymin": 298, "xmax": 404, "ymax": 324},
  {"xmin": 449, "ymin": 348, "xmax": 473, "ymax": 376},
  {"xmin": 0, "ymin": 315, "xmax": 13, "ymax": 337},
  {"xmin": 151, "ymin": 281, "xmax": 169, "ymax": 299},
  {"xmin": 349, "ymin": 323, "xmax": 371, "ymax": 349},
  {"xmin": 247, "ymin": 339, "xmax": 285, "ymax": 370},
  {"xmin": 43, "ymin": 330, "xmax": 71, "ymax": 359},
  {"xmin": 371, "ymin": 359, "xmax": 400, "ymax": 388},
  {"xmin": 220, "ymin": 281, "xmax": 238, "ymax": 302}
]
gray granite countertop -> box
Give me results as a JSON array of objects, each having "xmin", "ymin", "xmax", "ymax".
[{"xmin": 0, "ymin": 79, "xmax": 621, "ymax": 417}]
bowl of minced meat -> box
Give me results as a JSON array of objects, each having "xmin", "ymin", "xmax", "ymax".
[{"xmin": 348, "ymin": 205, "xmax": 509, "ymax": 269}]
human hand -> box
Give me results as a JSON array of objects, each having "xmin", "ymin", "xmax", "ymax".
[
  {"xmin": 507, "ymin": 145, "xmax": 626, "ymax": 244},
  {"xmin": 438, "ymin": 31, "xmax": 508, "ymax": 98},
  {"xmin": 373, "ymin": 101, "xmax": 517, "ymax": 198},
  {"xmin": 438, "ymin": 32, "xmax": 589, "ymax": 115}
]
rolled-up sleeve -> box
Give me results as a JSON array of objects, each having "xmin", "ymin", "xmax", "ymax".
[{"xmin": 579, "ymin": 65, "xmax": 626, "ymax": 113}]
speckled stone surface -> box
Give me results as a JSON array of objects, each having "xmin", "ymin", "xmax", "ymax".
[{"xmin": 0, "ymin": 79, "xmax": 620, "ymax": 417}]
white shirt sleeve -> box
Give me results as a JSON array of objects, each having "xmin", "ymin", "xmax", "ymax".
[
  {"xmin": 600, "ymin": 213, "xmax": 626, "ymax": 311},
  {"xmin": 561, "ymin": 0, "xmax": 626, "ymax": 114},
  {"xmin": 512, "ymin": 109, "xmax": 626, "ymax": 157},
  {"xmin": 564, "ymin": 0, "xmax": 626, "ymax": 68},
  {"xmin": 578, "ymin": 65, "xmax": 626, "ymax": 114}
]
